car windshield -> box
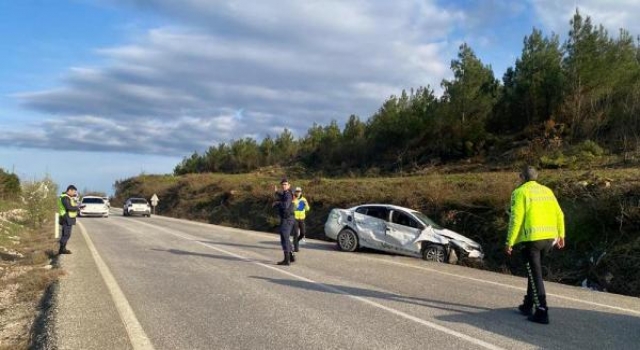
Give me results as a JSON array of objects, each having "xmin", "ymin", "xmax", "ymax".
[
  {"xmin": 82, "ymin": 198, "xmax": 104, "ymax": 204},
  {"xmin": 411, "ymin": 211, "xmax": 443, "ymax": 229},
  {"xmin": 130, "ymin": 198, "xmax": 148, "ymax": 204}
]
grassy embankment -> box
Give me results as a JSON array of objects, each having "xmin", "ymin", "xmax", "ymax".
[
  {"xmin": 0, "ymin": 185, "xmax": 61, "ymax": 349},
  {"xmin": 114, "ymin": 167, "xmax": 640, "ymax": 297}
]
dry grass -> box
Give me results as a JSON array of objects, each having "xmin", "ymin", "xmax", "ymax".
[{"xmin": 0, "ymin": 203, "xmax": 60, "ymax": 350}]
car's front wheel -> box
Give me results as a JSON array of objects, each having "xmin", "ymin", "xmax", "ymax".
[
  {"xmin": 337, "ymin": 228, "xmax": 358, "ymax": 252},
  {"xmin": 422, "ymin": 244, "xmax": 446, "ymax": 263}
]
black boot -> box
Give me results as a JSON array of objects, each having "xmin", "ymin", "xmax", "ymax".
[
  {"xmin": 59, "ymin": 243, "xmax": 72, "ymax": 255},
  {"xmin": 528, "ymin": 307, "xmax": 549, "ymax": 324},
  {"xmin": 289, "ymin": 252, "xmax": 296, "ymax": 263},
  {"xmin": 277, "ymin": 252, "xmax": 290, "ymax": 266},
  {"xmin": 518, "ymin": 296, "xmax": 533, "ymax": 316}
]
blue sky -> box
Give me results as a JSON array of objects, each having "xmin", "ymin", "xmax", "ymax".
[{"xmin": 1, "ymin": 0, "xmax": 638, "ymax": 195}]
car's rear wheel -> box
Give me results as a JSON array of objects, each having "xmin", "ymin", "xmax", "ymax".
[
  {"xmin": 422, "ymin": 244, "xmax": 446, "ymax": 263},
  {"xmin": 337, "ymin": 228, "xmax": 358, "ymax": 252}
]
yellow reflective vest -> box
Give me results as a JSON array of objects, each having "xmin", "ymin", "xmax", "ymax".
[
  {"xmin": 293, "ymin": 196, "xmax": 310, "ymax": 220},
  {"xmin": 58, "ymin": 193, "xmax": 79, "ymax": 219},
  {"xmin": 506, "ymin": 181, "xmax": 565, "ymax": 247}
]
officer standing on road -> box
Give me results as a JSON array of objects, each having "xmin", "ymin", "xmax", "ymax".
[
  {"xmin": 57, "ymin": 185, "xmax": 84, "ymax": 255},
  {"xmin": 273, "ymin": 178, "xmax": 295, "ymax": 265},
  {"xmin": 292, "ymin": 186, "xmax": 310, "ymax": 252},
  {"xmin": 505, "ymin": 166, "xmax": 565, "ymax": 324}
]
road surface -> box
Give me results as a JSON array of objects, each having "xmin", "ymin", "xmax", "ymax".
[{"xmin": 53, "ymin": 210, "xmax": 640, "ymax": 349}]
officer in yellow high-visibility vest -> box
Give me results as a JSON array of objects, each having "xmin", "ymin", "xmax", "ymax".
[
  {"xmin": 57, "ymin": 185, "xmax": 83, "ymax": 254},
  {"xmin": 292, "ymin": 186, "xmax": 310, "ymax": 252},
  {"xmin": 505, "ymin": 166, "xmax": 565, "ymax": 325}
]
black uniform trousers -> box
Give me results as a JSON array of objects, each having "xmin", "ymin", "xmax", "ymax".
[
  {"xmin": 520, "ymin": 239, "xmax": 554, "ymax": 309},
  {"xmin": 60, "ymin": 224, "xmax": 73, "ymax": 245},
  {"xmin": 279, "ymin": 217, "xmax": 294, "ymax": 253},
  {"xmin": 292, "ymin": 219, "xmax": 306, "ymax": 251}
]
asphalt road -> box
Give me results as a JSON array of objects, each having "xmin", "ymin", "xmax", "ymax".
[{"xmin": 54, "ymin": 210, "xmax": 640, "ymax": 350}]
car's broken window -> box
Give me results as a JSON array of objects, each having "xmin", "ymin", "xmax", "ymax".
[
  {"xmin": 357, "ymin": 206, "xmax": 387, "ymax": 221},
  {"xmin": 391, "ymin": 211, "xmax": 419, "ymax": 228}
]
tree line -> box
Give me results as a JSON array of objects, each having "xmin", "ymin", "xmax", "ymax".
[{"xmin": 175, "ymin": 11, "xmax": 640, "ymax": 176}]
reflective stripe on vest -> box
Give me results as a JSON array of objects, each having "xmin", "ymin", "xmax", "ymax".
[{"xmin": 58, "ymin": 193, "xmax": 78, "ymax": 218}]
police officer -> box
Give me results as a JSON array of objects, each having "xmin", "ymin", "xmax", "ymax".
[
  {"xmin": 505, "ymin": 166, "xmax": 565, "ymax": 324},
  {"xmin": 273, "ymin": 178, "xmax": 295, "ymax": 265},
  {"xmin": 292, "ymin": 186, "xmax": 310, "ymax": 252},
  {"xmin": 57, "ymin": 185, "xmax": 84, "ymax": 254}
]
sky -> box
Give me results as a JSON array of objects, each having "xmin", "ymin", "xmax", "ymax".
[{"xmin": 1, "ymin": 0, "xmax": 639, "ymax": 195}]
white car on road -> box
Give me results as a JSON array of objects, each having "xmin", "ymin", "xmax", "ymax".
[
  {"xmin": 79, "ymin": 196, "xmax": 109, "ymax": 218},
  {"xmin": 123, "ymin": 197, "xmax": 151, "ymax": 217},
  {"xmin": 325, "ymin": 204, "xmax": 483, "ymax": 263}
]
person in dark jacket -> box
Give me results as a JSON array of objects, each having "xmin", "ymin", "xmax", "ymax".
[
  {"xmin": 273, "ymin": 178, "xmax": 295, "ymax": 265},
  {"xmin": 57, "ymin": 185, "xmax": 84, "ymax": 254}
]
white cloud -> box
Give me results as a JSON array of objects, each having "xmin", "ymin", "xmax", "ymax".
[
  {"xmin": 532, "ymin": 0, "xmax": 640, "ymax": 37},
  {"xmin": 5, "ymin": 1, "xmax": 465, "ymax": 155}
]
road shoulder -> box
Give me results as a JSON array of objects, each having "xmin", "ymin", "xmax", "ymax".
[{"xmin": 53, "ymin": 221, "xmax": 133, "ymax": 350}]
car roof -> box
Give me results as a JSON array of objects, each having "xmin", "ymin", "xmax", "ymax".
[
  {"xmin": 350, "ymin": 204, "xmax": 416, "ymax": 212},
  {"xmin": 82, "ymin": 196, "xmax": 104, "ymax": 199},
  {"xmin": 127, "ymin": 197, "xmax": 147, "ymax": 200}
]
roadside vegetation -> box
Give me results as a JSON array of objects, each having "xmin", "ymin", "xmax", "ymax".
[{"xmin": 0, "ymin": 171, "xmax": 60, "ymax": 350}]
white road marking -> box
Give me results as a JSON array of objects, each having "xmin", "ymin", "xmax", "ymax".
[
  {"xmin": 133, "ymin": 220, "xmax": 505, "ymax": 350},
  {"xmin": 78, "ymin": 222, "xmax": 155, "ymax": 350},
  {"xmin": 357, "ymin": 254, "xmax": 640, "ymax": 316},
  {"xmin": 148, "ymin": 214, "xmax": 640, "ymax": 317}
]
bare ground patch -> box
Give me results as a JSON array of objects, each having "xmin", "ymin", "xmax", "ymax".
[{"xmin": 0, "ymin": 207, "xmax": 61, "ymax": 350}]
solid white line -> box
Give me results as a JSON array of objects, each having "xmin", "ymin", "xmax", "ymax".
[
  {"xmin": 148, "ymin": 214, "xmax": 640, "ymax": 316},
  {"xmin": 78, "ymin": 222, "xmax": 155, "ymax": 350},
  {"xmin": 133, "ymin": 220, "xmax": 505, "ymax": 350}
]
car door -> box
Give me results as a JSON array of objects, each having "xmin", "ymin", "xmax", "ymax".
[
  {"xmin": 353, "ymin": 206, "xmax": 389, "ymax": 250},
  {"xmin": 385, "ymin": 209, "xmax": 423, "ymax": 255}
]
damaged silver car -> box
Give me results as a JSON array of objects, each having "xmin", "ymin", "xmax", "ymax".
[{"xmin": 324, "ymin": 204, "xmax": 483, "ymax": 263}]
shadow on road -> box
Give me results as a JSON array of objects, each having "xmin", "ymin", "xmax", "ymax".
[
  {"xmin": 199, "ymin": 240, "xmax": 275, "ymax": 251},
  {"xmin": 251, "ymin": 276, "xmax": 492, "ymax": 312},
  {"xmin": 253, "ymin": 276, "xmax": 640, "ymax": 349},
  {"xmin": 258, "ymin": 240, "xmax": 338, "ymax": 252},
  {"xmin": 150, "ymin": 248, "xmax": 245, "ymax": 262}
]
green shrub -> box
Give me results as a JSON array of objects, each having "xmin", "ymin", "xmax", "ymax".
[
  {"xmin": 574, "ymin": 140, "xmax": 605, "ymax": 157},
  {"xmin": 0, "ymin": 168, "xmax": 21, "ymax": 199},
  {"xmin": 21, "ymin": 178, "xmax": 58, "ymax": 229}
]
